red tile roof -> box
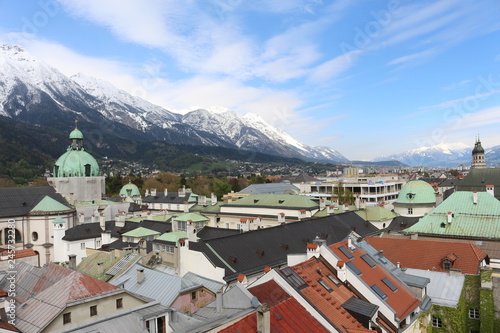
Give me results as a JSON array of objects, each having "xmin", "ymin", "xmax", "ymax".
[
  {"xmin": 365, "ymin": 237, "xmax": 488, "ymax": 275},
  {"xmin": 0, "ymin": 248, "xmax": 37, "ymax": 261},
  {"xmin": 290, "ymin": 257, "xmax": 374, "ymax": 333},
  {"xmin": 329, "ymin": 240, "xmax": 421, "ymax": 321},
  {"xmin": 222, "ymin": 280, "xmax": 329, "ymax": 333}
]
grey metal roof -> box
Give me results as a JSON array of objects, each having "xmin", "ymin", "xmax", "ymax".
[
  {"xmin": 0, "ymin": 186, "xmax": 72, "ymax": 218},
  {"xmin": 183, "ymin": 272, "xmax": 224, "ymax": 293},
  {"xmin": 405, "ymin": 268, "xmax": 464, "ymax": 308},
  {"xmin": 52, "ymin": 302, "xmax": 168, "ymax": 333},
  {"xmin": 342, "ymin": 296, "xmax": 379, "ymax": 318},
  {"xmin": 239, "ymin": 183, "xmax": 299, "ymax": 194},
  {"xmin": 456, "ymin": 169, "xmax": 500, "ymax": 199},
  {"xmin": 170, "ymin": 283, "xmax": 258, "ymax": 333},
  {"xmin": 110, "ymin": 263, "xmax": 202, "ymax": 307},
  {"xmin": 106, "ymin": 254, "xmax": 141, "ymax": 276}
]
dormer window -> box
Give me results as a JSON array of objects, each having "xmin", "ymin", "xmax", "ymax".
[{"xmin": 441, "ymin": 253, "xmax": 458, "ymax": 270}]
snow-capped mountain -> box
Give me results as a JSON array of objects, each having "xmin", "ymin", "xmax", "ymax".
[
  {"xmin": 0, "ymin": 44, "xmax": 348, "ymax": 162},
  {"xmin": 373, "ymin": 142, "xmax": 472, "ymax": 167}
]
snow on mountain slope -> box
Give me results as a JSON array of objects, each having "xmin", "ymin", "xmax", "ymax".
[
  {"xmin": 0, "ymin": 44, "xmax": 348, "ymax": 163},
  {"xmin": 373, "ymin": 142, "xmax": 472, "ymax": 167}
]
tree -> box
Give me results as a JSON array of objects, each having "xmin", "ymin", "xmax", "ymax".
[
  {"xmin": 333, "ymin": 181, "xmax": 355, "ymax": 205},
  {"xmin": 212, "ymin": 179, "xmax": 232, "ymax": 199}
]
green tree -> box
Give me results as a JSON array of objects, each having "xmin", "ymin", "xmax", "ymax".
[{"xmin": 212, "ymin": 179, "xmax": 232, "ymax": 199}]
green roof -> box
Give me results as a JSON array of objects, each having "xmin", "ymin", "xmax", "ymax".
[
  {"xmin": 52, "ymin": 216, "xmax": 66, "ymax": 224},
  {"xmin": 225, "ymin": 194, "xmax": 318, "ymax": 208},
  {"xmin": 404, "ymin": 191, "xmax": 500, "ymax": 239},
  {"xmin": 69, "ymin": 128, "xmax": 84, "ymax": 139},
  {"xmin": 30, "ymin": 196, "xmax": 71, "ymax": 213},
  {"xmin": 122, "ymin": 227, "xmax": 160, "ymax": 238},
  {"xmin": 355, "ymin": 206, "xmax": 397, "ymax": 222},
  {"xmin": 119, "ymin": 182, "xmax": 141, "ymax": 198},
  {"xmin": 395, "ymin": 180, "xmax": 436, "ymax": 205},
  {"xmin": 190, "ymin": 201, "xmax": 223, "ymax": 213},
  {"xmin": 73, "ymin": 199, "xmax": 116, "ymax": 207},
  {"xmin": 54, "ymin": 149, "xmax": 100, "ymax": 177},
  {"xmin": 172, "ymin": 212, "xmax": 209, "ymax": 222},
  {"xmin": 155, "ymin": 231, "xmax": 187, "ymax": 244},
  {"xmin": 77, "ymin": 252, "xmax": 140, "ymax": 281},
  {"xmin": 126, "ymin": 213, "xmax": 174, "ymax": 223}
]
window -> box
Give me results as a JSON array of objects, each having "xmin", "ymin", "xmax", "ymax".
[
  {"xmin": 81, "ymin": 243, "xmax": 85, "ymax": 250},
  {"xmin": 469, "ymin": 308, "xmax": 480, "ymax": 319},
  {"xmin": 191, "ymin": 291, "xmax": 197, "ymax": 301},
  {"xmin": 408, "ymin": 208, "xmax": 413, "ymax": 215},
  {"xmin": 96, "ymin": 240, "xmax": 101, "ymax": 248},
  {"xmin": 116, "ymin": 298, "xmax": 123, "ymax": 309},
  {"xmin": 177, "ymin": 220, "xmax": 187, "ymax": 231},
  {"xmin": 90, "ymin": 305, "xmax": 97, "ymax": 317},
  {"xmin": 63, "ymin": 312, "xmax": 71, "ymax": 324},
  {"xmin": 443, "ymin": 261, "xmax": 451, "ymax": 270},
  {"xmin": 32, "ymin": 232, "xmax": 38, "ymax": 242},
  {"xmin": 432, "ymin": 316, "xmax": 442, "ymax": 328}
]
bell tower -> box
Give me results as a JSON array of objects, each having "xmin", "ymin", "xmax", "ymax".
[{"xmin": 471, "ymin": 136, "xmax": 486, "ymax": 169}]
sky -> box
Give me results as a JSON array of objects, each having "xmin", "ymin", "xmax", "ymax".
[{"xmin": 0, "ymin": 0, "xmax": 500, "ymax": 160}]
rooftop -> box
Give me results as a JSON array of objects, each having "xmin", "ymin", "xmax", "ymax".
[{"xmin": 365, "ymin": 237, "xmax": 488, "ymax": 275}]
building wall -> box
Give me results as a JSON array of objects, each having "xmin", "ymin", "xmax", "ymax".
[
  {"xmin": 178, "ymin": 245, "xmax": 225, "ymax": 282},
  {"xmin": 171, "ymin": 287, "xmax": 215, "ymax": 314},
  {"xmin": 42, "ymin": 292, "xmax": 146, "ymax": 332},
  {"xmin": 220, "ymin": 206, "xmax": 317, "ymax": 219},
  {"xmin": 394, "ymin": 205, "xmax": 434, "ymax": 217},
  {"xmin": 1, "ymin": 212, "xmax": 76, "ymax": 266},
  {"xmin": 47, "ymin": 176, "xmax": 105, "ymax": 203}
]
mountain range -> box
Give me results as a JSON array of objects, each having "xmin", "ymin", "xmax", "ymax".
[
  {"xmin": 0, "ymin": 44, "xmax": 348, "ymax": 163},
  {"xmin": 373, "ymin": 142, "xmax": 500, "ymax": 167}
]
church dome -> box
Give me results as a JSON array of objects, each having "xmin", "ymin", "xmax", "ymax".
[
  {"xmin": 394, "ymin": 180, "xmax": 436, "ymax": 206},
  {"xmin": 53, "ymin": 122, "xmax": 100, "ymax": 177},
  {"xmin": 472, "ymin": 139, "xmax": 485, "ymax": 154},
  {"xmin": 120, "ymin": 182, "xmax": 142, "ymax": 199}
]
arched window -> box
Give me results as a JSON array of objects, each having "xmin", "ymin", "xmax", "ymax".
[
  {"xmin": 4, "ymin": 228, "xmax": 22, "ymax": 244},
  {"xmin": 32, "ymin": 232, "xmax": 39, "ymax": 242},
  {"xmin": 85, "ymin": 164, "xmax": 91, "ymax": 177}
]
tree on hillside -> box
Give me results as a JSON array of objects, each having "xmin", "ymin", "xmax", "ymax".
[{"xmin": 212, "ymin": 179, "xmax": 232, "ymax": 199}]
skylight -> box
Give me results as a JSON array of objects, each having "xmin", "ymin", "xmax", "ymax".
[
  {"xmin": 318, "ymin": 279, "xmax": 333, "ymax": 292},
  {"xmin": 382, "ymin": 277, "xmax": 398, "ymax": 292},
  {"xmin": 361, "ymin": 254, "xmax": 376, "ymax": 268},
  {"xmin": 371, "ymin": 284, "xmax": 387, "ymax": 300},
  {"xmin": 346, "ymin": 261, "xmax": 362, "ymax": 275},
  {"xmin": 338, "ymin": 246, "xmax": 354, "ymax": 259},
  {"xmin": 327, "ymin": 274, "xmax": 342, "ymax": 286}
]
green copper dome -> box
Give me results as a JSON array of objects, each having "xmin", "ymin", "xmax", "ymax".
[
  {"xmin": 69, "ymin": 128, "xmax": 84, "ymax": 139},
  {"xmin": 120, "ymin": 182, "xmax": 142, "ymax": 199},
  {"xmin": 53, "ymin": 123, "xmax": 100, "ymax": 177},
  {"xmin": 394, "ymin": 180, "xmax": 436, "ymax": 205}
]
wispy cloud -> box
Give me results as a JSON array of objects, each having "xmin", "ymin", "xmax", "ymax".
[
  {"xmin": 440, "ymin": 79, "xmax": 473, "ymax": 91},
  {"xmin": 387, "ymin": 48, "xmax": 437, "ymax": 66}
]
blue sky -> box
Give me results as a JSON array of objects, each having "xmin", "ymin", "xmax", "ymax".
[{"xmin": 1, "ymin": 0, "xmax": 500, "ymax": 160}]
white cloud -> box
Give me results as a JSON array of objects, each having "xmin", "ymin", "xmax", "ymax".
[{"xmin": 387, "ymin": 48, "xmax": 436, "ymax": 66}]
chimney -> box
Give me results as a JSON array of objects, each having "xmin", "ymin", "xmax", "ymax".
[
  {"xmin": 348, "ymin": 237, "xmax": 353, "ymax": 249},
  {"xmin": 150, "ymin": 188, "xmax": 157, "ymax": 197},
  {"xmin": 137, "ymin": 268, "xmax": 145, "ymax": 284},
  {"xmin": 397, "ymin": 262, "xmax": 400, "ymax": 268},
  {"xmin": 97, "ymin": 262, "xmax": 104, "ymax": 276},
  {"xmin": 307, "ymin": 243, "xmax": 320, "ymax": 259},
  {"xmin": 178, "ymin": 186, "xmax": 186, "ymax": 197},
  {"xmin": 198, "ymin": 195, "xmax": 206, "ymax": 205},
  {"xmin": 145, "ymin": 188, "xmax": 150, "ymax": 196},
  {"xmin": 336, "ymin": 261, "xmax": 347, "ymax": 282},
  {"xmin": 360, "ymin": 199, "xmax": 366, "ymax": 210},
  {"xmin": 343, "ymin": 203, "xmax": 349, "ymax": 211},
  {"xmin": 115, "ymin": 211, "xmax": 126, "ymax": 228},
  {"xmin": 227, "ymin": 196, "xmax": 232, "ymax": 203},
  {"xmin": 187, "ymin": 220, "xmax": 198, "ymax": 243},
  {"xmin": 237, "ymin": 273, "xmax": 248, "ymax": 287},
  {"xmin": 447, "ymin": 211, "xmax": 453, "ymax": 224},
  {"xmin": 473, "ymin": 191, "xmax": 478, "ymax": 204},
  {"xmin": 68, "ymin": 254, "xmax": 77, "ymax": 270},
  {"xmin": 319, "ymin": 198, "xmax": 326, "ymax": 210},
  {"xmin": 183, "ymin": 201, "xmax": 189, "ymax": 213},
  {"xmin": 327, "ymin": 205, "xmax": 335, "ymax": 215},
  {"xmin": 278, "ymin": 212, "xmax": 285, "ymax": 223},
  {"xmin": 79, "ymin": 212, "xmax": 85, "ymax": 224},
  {"xmin": 169, "ymin": 308, "xmax": 178, "ymax": 324},
  {"xmin": 332, "ymin": 198, "xmax": 339, "ymax": 208},
  {"xmin": 211, "ymin": 192, "xmax": 217, "ymax": 206},
  {"xmin": 215, "ymin": 291, "xmax": 223, "ymax": 313},
  {"xmin": 486, "ymin": 185, "xmax": 495, "ymax": 196},
  {"xmin": 256, "ymin": 304, "xmax": 271, "ymax": 333},
  {"xmin": 240, "ymin": 218, "xmax": 250, "ymax": 232},
  {"xmin": 99, "ymin": 213, "xmax": 106, "ymax": 230},
  {"xmin": 164, "ymin": 188, "xmax": 168, "ymax": 197}
]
